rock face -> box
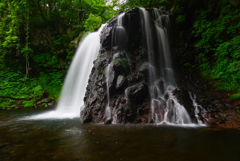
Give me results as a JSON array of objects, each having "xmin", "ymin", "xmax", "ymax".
[
  {"xmin": 80, "ymin": 8, "xmax": 151, "ymax": 124},
  {"xmin": 174, "ymin": 71, "xmax": 240, "ymax": 129},
  {"xmin": 80, "ymin": 8, "xmax": 240, "ymax": 128}
]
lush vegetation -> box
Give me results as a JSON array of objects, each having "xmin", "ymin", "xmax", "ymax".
[
  {"xmin": 192, "ymin": 1, "xmax": 240, "ymax": 94},
  {"xmin": 0, "ymin": 0, "xmax": 117, "ymax": 109},
  {"xmin": 1, "ymin": 0, "xmax": 240, "ymax": 109},
  {"xmin": 175, "ymin": 0, "xmax": 240, "ymax": 97}
]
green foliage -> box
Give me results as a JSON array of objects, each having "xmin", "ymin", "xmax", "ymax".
[
  {"xmin": 33, "ymin": 85, "xmax": 43, "ymax": 96},
  {"xmin": 191, "ymin": 0, "xmax": 240, "ymax": 92},
  {"xmin": 0, "ymin": 0, "xmax": 117, "ymax": 109},
  {"xmin": 84, "ymin": 14, "xmax": 102, "ymax": 32},
  {"xmin": 215, "ymin": 78, "xmax": 240, "ymax": 92},
  {"xmin": 38, "ymin": 72, "xmax": 63, "ymax": 98},
  {"xmin": 23, "ymin": 99, "xmax": 36, "ymax": 108},
  {"xmin": 10, "ymin": 104, "xmax": 18, "ymax": 109},
  {"xmin": 0, "ymin": 70, "xmax": 25, "ymax": 97},
  {"xmin": 117, "ymin": 0, "xmax": 170, "ymax": 9},
  {"xmin": 42, "ymin": 102, "xmax": 47, "ymax": 106},
  {"xmin": 0, "ymin": 102, "xmax": 10, "ymax": 109},
  {"xmin": 229, "ymin": 94, "xmax": 240, "ymax": 100}
]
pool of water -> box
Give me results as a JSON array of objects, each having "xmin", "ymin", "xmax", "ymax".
[{"xmin": 0, "ymin": 109, "xmax": 240, "ymax": 161}]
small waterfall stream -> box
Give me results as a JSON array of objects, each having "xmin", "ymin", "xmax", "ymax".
[
  {"xmin": 189, "ymin": 92, "xmax": 207, "ymax": 124},
  {"xmin": 105, "ymin": 13, "xmax": 126, "ymax": 123},
  {"xmin": 140, "ymin": 8, "xmax": 196, "ymax": 125}
]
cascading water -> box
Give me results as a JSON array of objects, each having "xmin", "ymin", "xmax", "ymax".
[
  {"xmin": 189, "ymin": 92, "xmax": 207, "ymax": 124},
  {"xmin": 105, "ymin": 63, "xmax": 113, "ymax": 120},
  {"xmin": 111, "ymin": 13, "xmax": 126, "ymax": 49},
  {"xmin": 105, "ymin": 13, "xmax": 126, "ymax": 123},
  {"xmin": 139, "ymin": 8, "xmax": 199, "ymax": 125},
  {"xmin": 23, "ymin": 24, "xmax": 106, "ymax": 120}
]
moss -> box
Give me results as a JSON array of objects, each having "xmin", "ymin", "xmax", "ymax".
[
  {"xmin": 119, "ymin": 59, "xmax": 129, "ymax": 68},
  {"xmin": 113, "ymin": 58, "xmax": 129, "ymax": 68}
]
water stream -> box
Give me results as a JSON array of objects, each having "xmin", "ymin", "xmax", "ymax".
[
  {"xmin": 140, "ymin": 8, "xmax": 197, "ymax": 125},
  {"xmin": 23, "ymin": 24, "xmax": 105, "ymax": 120}
]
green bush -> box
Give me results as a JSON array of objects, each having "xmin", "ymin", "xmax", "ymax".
[
  {"xmin": 23, "ymin": 100, "xmax": 36, "ymax": 108},
  {"xmin": 0, "ymin": 102, "xmax": 10, "ymax": 109},
  {"xmin": 229, "ymin": 94, "xmax": 240, "ymax": 100},
  {"xmin": 192, "ymin": 0, "xmax": 240, "ymax": 92}
]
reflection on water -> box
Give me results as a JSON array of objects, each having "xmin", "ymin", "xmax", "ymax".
[{"xmin": 0, "ymin": 109, "xmax": 240, "ymax": 161}]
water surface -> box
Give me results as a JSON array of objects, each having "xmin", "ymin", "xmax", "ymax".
[{"xmin": 0, "ymin": 109, "xmax": 240, "ymax": 161}]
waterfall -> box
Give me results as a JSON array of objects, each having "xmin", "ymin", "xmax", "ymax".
[
  {"xmin": 111, "ymin": 13, "xmax": 126, "ymax": 50},
  {"xmin": 139, "ymin": 8, "xmax": 197, "ymax": 125},
  {"xmin": 23, "ymin": 24, "xmax": 106, "ymax": 120},
  {"xmin": 189, "ymin": 92, "xmax": 207, "ymax": 124},
  {"xmin": 23, "ymin": 8, "xmax": 205, "ymax": 125},
  {"xmin": 105, "ymin": 13, "xmax": 126, "ymax": 123},
  {"xmin": 105, "ymin": 63, "xmax": 113, "ymax": 120}
]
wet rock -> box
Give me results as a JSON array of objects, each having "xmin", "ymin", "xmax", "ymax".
[
  {"xmin": 116, "ymin": 75, "xmax": 127, "ymax": 92},
  {"xmin": 152, "ymin": 99, "xmax": 166, "ymax": 122},
  {"xmin": 105, "ymin": 118, "xmax": 113, "ymax": 124},
  {"xmin": 37, "ymin": 101, "xmax": 42, "ymax": 105},
  {"xmin": 80, "ymin": 110, "xmax": 92, "ymax": 123},
  {"xmin": 113, "ymin": 58, "xmax": 129, "ymax": 75},
  {"xmin": 127, "ymin": 73, "xmax": 143, "ymax": 84},
  {"xmin": 127, "ymin": 83, "xmax": 148, "ymax": 104},
  {"xmin": 80, "ymin": 8, "xmax": 239, "ymax": 128},
  {"xmin": 42, "ymin": 98, "xmax": 51, "ymax": 103},
  {"xmin": 47, "ymin": 102, "xmax": 54, "ymax": 107},
  {"xmin": 139, "ymin": 62, "xmax": 151, "ymax": 77},
  {"xmin": 121, "ymin": 102, "xmax": 138, "ymax": 122},
  {"xmin": 173, "ymin": 89, "xmax": 195, "ymax": 119}
]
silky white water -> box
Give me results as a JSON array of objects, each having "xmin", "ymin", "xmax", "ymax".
[
  {"xmin": 189, "ymin": 92, "xmax": 207, "ymax": 124},
  {"xmin": 23, "ymin": 24, "xmax": 105, "ymax": 120},
  {"xmin": 111, "ymin": 13, "xmax": 126, "ymax": 50},
  {"xmin": 139, "ymin": 8, "xmax": 203, "ymax": 125}
]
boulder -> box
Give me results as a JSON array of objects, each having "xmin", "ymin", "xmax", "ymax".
[
  {"xmin": 139, "ymin": 62, "xmax": 152, "ymax": 77},
  {"xmin": 116, "ymin": 75, "xmax": 127, "ymax": 92},
  {"xmin": 42, "ymin": 98, "xmax": 51, "ymax": 103},
  {"xmin": 127, "ymin": 83, "xmax": 149, "ymax": 104}
]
